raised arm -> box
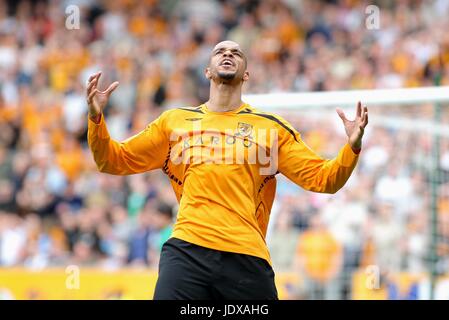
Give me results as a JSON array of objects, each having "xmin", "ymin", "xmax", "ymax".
[
  {"xmin": 277, "ymin": 102, "xmax": 368, "ymax": 194},
  {"xmin": 86, "ymin": 72, "xmax": 168, "ymax": 175}
]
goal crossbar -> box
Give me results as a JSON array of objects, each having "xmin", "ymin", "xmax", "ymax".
[{"xmin": 243, "ymin": 86, "xmax": 449, "ymax": 110}]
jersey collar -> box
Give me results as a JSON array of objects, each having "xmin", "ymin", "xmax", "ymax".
[{"xmin": 200, "ymin": 102, "xmax": 248, "ymax": 115}]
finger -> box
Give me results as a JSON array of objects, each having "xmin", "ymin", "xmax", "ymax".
[
  {"xmin": 361, "ymin": 112, "xmax": 366, "ymax": 126},
  {"xmin": 87, "ymin": 80, "xmax": 97, "ymax": 97},
  {"xmin": 88, "ymin": 71, "xmax": 101, "ymax": 83},
  {"xmin": 87, "ymin": 78, "xmax": 97, "ymax": 94},
  {"xmin": 360, "ymin": 108, "xmax": 368, "ymax": 127},
  {"xmin": 356, "ymin": 101, "xmax": 362, "ymax": 118},
  {"xmin": 87, "ymin": 72, "xmax": 101, "ymax": 94},
  {"xmin": 336, "ymin": 108, "xmax": 348, "ymax": 122},
  {"xmin": 87, "ymin": 88, "xmax": 98, "ymax": 103},
  {"xmin": 362, "ymin": 111, "xmax": 369, "ymax": 127},
  {"xmin": 96, "ymin": 71, "xmax": 102, "ymax": 84},
  {"xmin": 88, "ymin": 73, "xmax": 97, "ymax": 83},
  {"xmin": 100, "ymin": 81, "xmax": 119, "ymax": 96}
]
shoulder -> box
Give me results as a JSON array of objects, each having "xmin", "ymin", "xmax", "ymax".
[
  {"xmin": 241, "ymin": 104, "xmax": 300, "ymax": 142},
  {"xmin": 157, "ymin": 105, "xmax": 204, "ymax": 121}
]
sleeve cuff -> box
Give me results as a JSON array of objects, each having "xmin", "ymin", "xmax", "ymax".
[
  {"xmin": 351, "ymin": 146, "xmax": 361, "ymax": 154},
  {"xmin": 337, "ymin": 143, "xmax": 360, "ymax": 167},
  {"xmin": 89, "ymin": 113, "xmax": 102, "ymax": 124},
  {"xmin": 87, "ymin": 113, "xmax": 110, "ymax": 140}
]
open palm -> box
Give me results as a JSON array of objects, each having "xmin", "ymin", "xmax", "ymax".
[
  {"xmin": 336, "ymin": 102, "xmax": 369, "ymax": 150},
  {"xmin": 86, "ymin": 71, "xmax": 119, "ymax": 118}
]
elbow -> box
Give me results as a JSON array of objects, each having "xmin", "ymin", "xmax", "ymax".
[
  {"xmin": 96, "ymin": 161, "xmax": 129, "ymax": 175},
  {"xmin": 320, "ymin": 173, "xmax": 348, "ymax": 194},
  {"xmin": 97, "ymin": 163, "xmax": 107, "ymax": 173},
  {"xmin": 306, "ymin": 185, "xmax": 338, "ymax": 194},
  {"xmin": 314, "ymin": 186, "xmax": 337, "ymax": 194},
  {"xmin": 313, "ymin": 182, "xmax": 343, "ymax": 194},
  {"xmin": 324, "ymin": 182, "xmax": 345, "ymax": 194},
  {"xmin": 327, "ymin": 187, "xmax": 340, "ymax": 195},
  {"xmin": 92, "ymin": 155, "xmax": 117, "ymax": 174},
  {"xmin": 96, "ymin": 161, "xmax": 111, "ymax": 174}
]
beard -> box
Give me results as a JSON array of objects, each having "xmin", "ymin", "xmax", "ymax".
[{"xmin": 217, "ymin": 70, "xmax": 237, "ymax": 81}]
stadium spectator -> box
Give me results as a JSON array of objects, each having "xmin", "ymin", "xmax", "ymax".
[
  {"xmin": 294, "ymin": 213, "xmax": 343, "ymax": 300},
  {"xmin": 147, "ymin": 201, "xmax": 174, "ymax": 268},
  {"xmin": 268, "ymin": 206, "xmax": 300, "ymax": 272}
]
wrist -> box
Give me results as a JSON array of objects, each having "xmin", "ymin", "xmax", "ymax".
[
  {"xmin": 351, "ymin": 146, "xmax": 361, "ymax": 154},
  {"xmin": 349, "ymin": 142, "xmax": 361, "ymax": 154},
  {"xmin": 348, "ymin": 137, "xmax": 361, "ymax": 152},
  {"xmin": 89, "ymin": 112, "xmax": 102, "ymax": 124}
]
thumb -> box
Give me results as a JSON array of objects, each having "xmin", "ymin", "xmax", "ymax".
[
  {"xmin": 336, "ymin": 108, "xmax": 348, "ymax": 123},
  {"xmin": 104, "ymin": 81, "xmax": 119, "ymax": 97}
]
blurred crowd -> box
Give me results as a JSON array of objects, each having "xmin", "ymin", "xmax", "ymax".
[{"xmin": 1, "ymin": 0, "xmax": 449, "ymax": 299}]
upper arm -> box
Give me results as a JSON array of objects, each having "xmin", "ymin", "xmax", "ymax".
[
  {"xmin": 276, "ymin": 116, "xmax": 358, "ymax": 193},
  {"xmin": 118, "ymin": 115, "xmax": 169, "ymax": 172},
  {"xmin": 88, "ymin": 111, "xmax": 170, "ymax": 175},
  {"xmin": 276, "ymin": 121, "xmax": 330, "ymax": 192}
]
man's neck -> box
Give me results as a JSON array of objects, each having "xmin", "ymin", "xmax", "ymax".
[{"xmin": 205, "ymin": 81, "xmax": 243, "ymax": 112}]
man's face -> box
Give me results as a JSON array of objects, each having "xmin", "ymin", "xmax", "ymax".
[{"xmin": 206, "ymin": 41, "xmax": 248, "ymax": 83}]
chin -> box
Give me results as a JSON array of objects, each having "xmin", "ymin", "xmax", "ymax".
[{"xmin": 217, "ymin": 71, "xmax": 237, "ymax": 80}]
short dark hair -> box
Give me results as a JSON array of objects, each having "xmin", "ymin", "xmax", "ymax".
[{"xmin": 156, "ymin": 202, "xmax": 173, "ymax": 219}]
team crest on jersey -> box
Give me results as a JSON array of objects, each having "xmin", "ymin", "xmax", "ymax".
[{"xmin": 237, "ymin": 122, "xmax": 253, "ymax": 137}]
